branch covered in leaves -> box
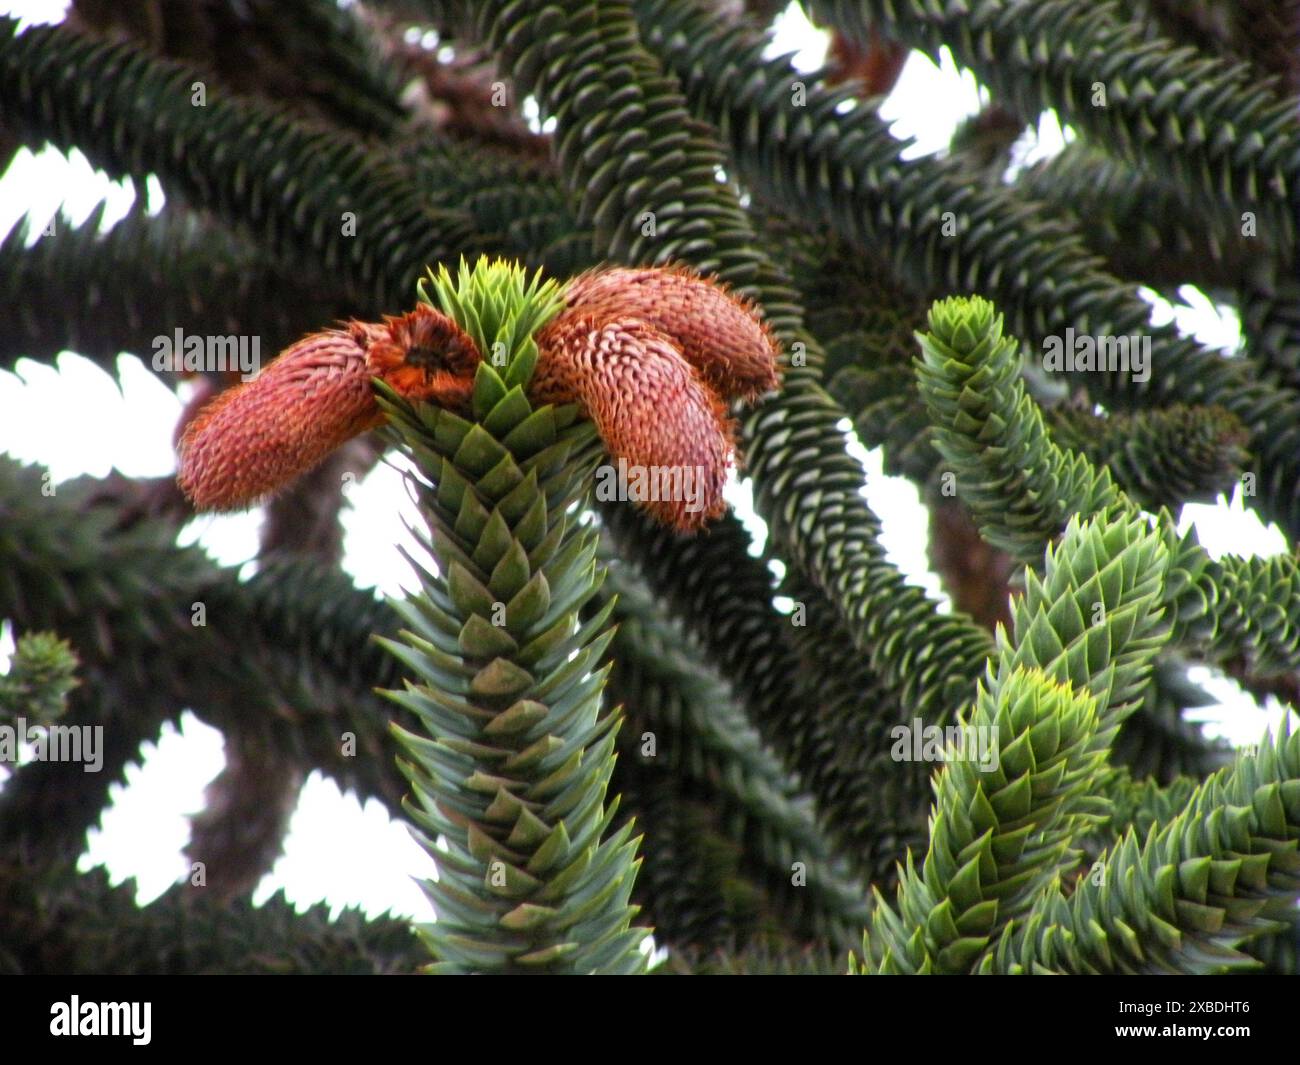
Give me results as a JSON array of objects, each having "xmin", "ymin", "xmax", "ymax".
[
  {"xmin": 0, "ymin": 17, "xmax": 477, "ymax": 310},
  {"xmin": 0, "ymin": 857, "xmax": 424, "ymax": 975},
  {"xmin": 861, "ymin": 511, "xmax": 1173, "ymax": 973},
  {"xmin": 0, "ymin": 457, "xmax": 412, "ymax": 865},
  {"xmin": 0, "ymin": 203, "xmax": 352, "ymax": 373},
  {"xmin": 375, "ymin": 261, "xmax": 647, "ymax": 973},
  {"xmin": 806, "ymin": 0, "xmax": 1300, "ymax": 237},
  {"xmin": 635, "ymin": 0, "xmax": 1300, "ymax": 544},
  {"xmin": 913, "ymin": 295, "xmax": 1300, "ymax": 679}
]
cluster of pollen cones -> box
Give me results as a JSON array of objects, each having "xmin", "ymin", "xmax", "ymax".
[{"xmin": 176, "ymin": 265, "xmax": 782, "ymax": 532}]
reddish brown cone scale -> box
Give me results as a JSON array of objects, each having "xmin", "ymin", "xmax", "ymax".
[{"xmin": 177, "ymin": 308, "xmax": 481, "ymax": 511}]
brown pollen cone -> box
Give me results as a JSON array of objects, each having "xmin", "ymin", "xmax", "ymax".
[
  {"xmin": 533, "ymin": 311, "xmax": 736, "ymax": 532},
  {"xmin": 561, "ymin": 264, "xmax": 782, "ymax": 402},
  {"xmin": 177, "ymin": 326, "xmax": 384, "ymax": 511},
  {"xmin": 177, "ymin": 306, "xmax": 482, "ymax": 512}
]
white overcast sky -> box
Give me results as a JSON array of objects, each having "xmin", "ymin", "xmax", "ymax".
[{"xmin": 0, "ymin": 0, "xmax": 1292, "ymax": 925}]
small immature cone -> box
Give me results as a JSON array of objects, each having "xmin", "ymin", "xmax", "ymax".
[
  {"xmin": 561, "ymin": 264, "xmax": 782, "ymax": 402},
  {"xmin": 534, "ymin": 312, "xmax": 735, "ymax": 531}
]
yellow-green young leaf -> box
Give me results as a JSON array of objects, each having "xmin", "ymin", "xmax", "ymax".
[
  {"xmin": 484, "ymin": 787, "xmax": 529, "ymax": 823},
  {"xmin": 502, "ymin": 734, "xmax": 566, "ymax": 774},
  {"xmin": 1234, "ymin": 852, "xmax": 1273, "ymax": 891},
  {"xmin": 465, "ymin": 771, "xmax": 522, "ymax": 795},
  {"xmin": 515, "ymin": 942, "xmax": 579, "ymax": 965},
  {"xmin": 524, "ymin": 821, "xmax": 573, "ymax": 874},
  {"xmin": 1176, "ymin": 856, "xmax": 1213, "ymax": 904},
  {"xmin": 442, "ymin": 735, "xmax": 511, "ymax": 762},
  {"xmin": 1172, "ymin": 898, "xmax": 1227, "ymax": 934},
  {"xmin": 472, "ymin": 361, "xmax": 509, "ymax": 421},
  {"xmin": 506, "ymin": 806, "xmax": 557, "ymax": 850},
  {"xmin": 482, "ymin": 385, "xmax": 533, "ymax": 437},
  {"xmin": 468, "ymin": 822, "xmax": 515, "ymax": 862},
  {"xmin": 482, "ymin": 860, "xmax": 543, "ymax": 898},
  {"xmin": 500, "ymin": 903, "xmax": 559, "ymax": 930},
  {"xmin": 454, "ymin": 424, "xmax": 511, "ymax": 476}
]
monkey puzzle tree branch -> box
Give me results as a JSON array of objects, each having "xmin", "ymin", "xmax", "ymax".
[
  {"xmin": 804, "ymin": 0, "xmax": 1300, "ymax": 237},
  {"xmin": 470, "ymin": 0, "xmax": 996, "ymax": 734},
  {"xmin": 1015, "ymin": 143, "xmax": 1267, "ymax": 293},
  {"xmin": 861, "ymin": 512, "xmax": 1173, "ymax": 973},
  {"xmin": 597, "ymin": 556, "xmax": 870, "ymax": 946},
  {"xmin": 987, "ymin": 719, "xmax": 1300, "ymax": 973},
  {"xmin": 372, "ymin": 262, "xmax": 648, "ymax": 973},
  {"xmin": 0, "ymin": 202, "xmax": 353, "ymax": 375},
  {"xmin": 68, "ymin": 0, "xmax": 410, "ymax": 139},
  {"xmin": 635, "ymin": 0, "xmax": 1300, "ymax": 546},
  {"xmin": 0, "ymin": 857, "xmax": 425, "ymax": 975},
  {"xmin": 0, "ymin": 18, "xmax": 478, "ymax": 312},
  {"xmin": 0, "ymin": 458, "xmax": 414, "ymax": 864}
]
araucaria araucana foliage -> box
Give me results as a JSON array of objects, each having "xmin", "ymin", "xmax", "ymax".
[{"xmin": 2, "ymin": 0, "xmax": 1300, "ymax": 978}]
